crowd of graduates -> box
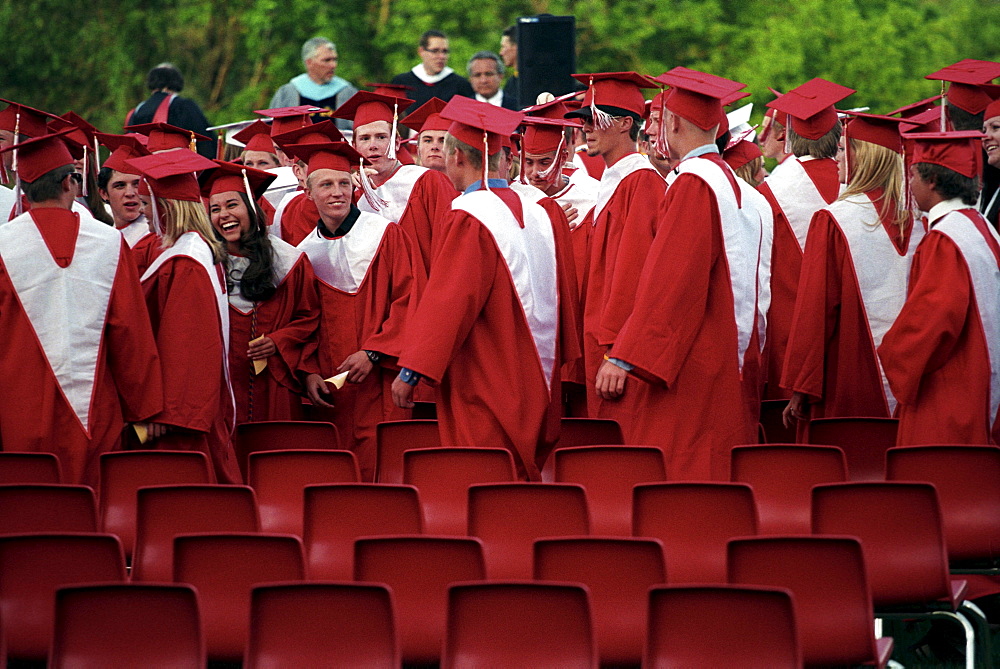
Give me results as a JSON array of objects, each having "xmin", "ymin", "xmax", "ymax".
[{"xmin": 0, "ymin": 47, "xmax": 997, "ymax": 506}]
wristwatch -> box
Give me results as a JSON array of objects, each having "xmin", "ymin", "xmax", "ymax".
[
  {"xmin": 365, "ymin": 350, "xmax": 382, "ymax": 365},
  {"xmin": 398, "ymin": 368, "xmax": 422, "ymax": 386}
]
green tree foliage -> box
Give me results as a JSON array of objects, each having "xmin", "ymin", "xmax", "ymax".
[{"xmin": 0, "ymin": 0, "xmax": 998, "ymax": 135}]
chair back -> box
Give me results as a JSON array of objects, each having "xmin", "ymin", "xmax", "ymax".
[
  {"xmin": 0, "ymin": 452, "xmax": 61, "ymax": 484},
  {"xmin": 0, "ymin": 483, "xmax": 97, "ymax": 535},
  {"xmin": 235, "ymin": 420, "xmax": 341, "ymax": 480},
  {"xmin": 806, "ymin": 417, "xmax": 898, "ymax": 480},
  {"xmin": 375, "ymin": 419, "xmax": 440, "ymax": 483}
]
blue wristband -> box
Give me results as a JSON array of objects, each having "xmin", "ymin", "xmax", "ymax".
[{"xmin": 399, "ymin": 368, "xmax": 421, "ymax": 386}]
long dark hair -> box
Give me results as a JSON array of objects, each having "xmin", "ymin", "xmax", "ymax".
[{"xmin": 225, "ymin": 192, "xmax": 277, "ymax": 302}]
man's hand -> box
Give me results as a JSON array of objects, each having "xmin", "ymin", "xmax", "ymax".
[
  {"xmin": 595, "ymin": 360, "xmax": 628, "ymax": 400},
  {"xmin": 560, "ymin": 201, "xmax": 579, "ymax": 226},
  {"xmin": 138, "ymin": 422, "xmax": 170, "ymax": 440},
  {"xmin": 392, "ymin": 376, "xmax": 415, "ymax": 409},
  {"xmin": 337, "ymin": 351, "xmax": 374, "ymax": 384},
  {"xmin": 305, "ymin": 373, "xmax": 335, "ymax": 408},
  {"xmin": 782, "ymin": 391, "xmax": 808, "ymax": 428},
  {"xmin": 350, "ymin": 167, "xmax": 380, "ymax": 190},
  {"xmin": 248, "ymin": 336, "xmax": 276, "ymax": 360}
]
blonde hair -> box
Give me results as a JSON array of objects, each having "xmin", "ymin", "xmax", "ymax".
[
  {"xmin": 840, "ymin": 137, "xmax": 910, "ymax": 244},
  {"xmin": 158, "ymin": 197, "xmax": 227, "ymax": 264},
  {"xmin": 735, "ymin": 156, "xmax": 764, "ymax": 188}
]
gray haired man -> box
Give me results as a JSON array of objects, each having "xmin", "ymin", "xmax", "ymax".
[{"xmin": 269, "ymin": 37, "xmax": 359, "ymax": 130}]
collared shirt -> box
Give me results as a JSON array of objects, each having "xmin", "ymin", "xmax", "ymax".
[
  {"xmin": 927, "ymin": 198, "xmax": 973, "ymax": 227},
  {"xmin": 682, "ymin": 143, "xmax": 721, "ymax": 161},
  {"xmin": 475, "ymin": 91, "xmax": 504, "ymax": 107},
  {"xmin": 464, "ymin": 179, "xmax": 509, "ymax": 194},
  {"xmin": 318, "ymin": 204, "xmax": 361, "ymax": 238}
]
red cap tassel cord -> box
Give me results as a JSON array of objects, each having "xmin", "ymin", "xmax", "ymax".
[
  {"xmin": 386, "ymin": 102, "xmax": 399, "ymax": 162},
  {"xmin": 482, "ymin": 129, "xmax": 491, "ymax": 192},
  {"xmin": 359, "ymin": 157, "xmax": 388, "ymax": 210},
  {"xmin": 590, "ymin": 77, "xmax": 615, "ymax": 131},
  {"xmin": 12, "ymin": 111, "xmax": 22, "ymax": 217}
]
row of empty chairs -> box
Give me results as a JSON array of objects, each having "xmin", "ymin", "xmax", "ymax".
[
  {"xmin": 8, "ymin": 531, "xmax": 892, "ymax": 667},
  {"xmin": 2, "ymin": 475, "xmax": 994, "ymax": 664},
  {"xmin": 44, "ymin": 580, "xmax": 809, "ymax": 668}
]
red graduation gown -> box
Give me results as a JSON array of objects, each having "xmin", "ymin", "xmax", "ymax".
[
  {"xmin": 298, "ymin": 213, "xmax": 416, "ymax": 480},
  {"xmin": 142, "ymin": 232, "xmax": 241, "ymax": 483},
  {"xmin": 782, "ymin": 192, "xmax": 920, "ymax": 431},
  {"xmin": 0, "ymin": 208, "xmax": 162, "ymax": 484},
  {"xmin": 276, "ymin": 191, "xmax": 320, "ymax": 247},
  {"xmin": 358, "ymin": 165, "xmax": 457, "ymax": 279},
  {"xmin": 399, "ymin": 186, "xmax": 580, "ymax": 480},
  {"xmin": 227, "ymin": 241, "xmax": 321, "ymax": 425},
  {"xmin": 582, "ymin": 153, "xmax": 666, "ymax": 417},
  {"xmin": 758, "ymin": 157, "xmax": 840, "ymax": 399},
  {"xmin": 612, "ymin": 155, "xmax": 761, "ymax": 480},
  {"xmin": 880, "ymin": 206, "xmax": 1000, "ymax": 447}
]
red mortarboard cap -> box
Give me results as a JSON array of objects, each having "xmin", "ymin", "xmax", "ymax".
[
  {"xmin": 889, "ymin": 95, "xmax": 944, "ymax": 119},
  {"xmin": 125, "ymin": 122, "xmax": 212, "ymax": 152},
  {"xmin": 199, "ymin": 160, "xmax": 277, "ymax": 199},
  {"xmin": 331, "ymin": 91, "xmax": 414, "ymax": 128},
  {"xmin": 926, "ymin": 59, "xmax": 1000, "ymax": 114},
  {"xmin": 126, "ymin": 151, "xmax": 217, "ymax": 202},
  {"xmin": 986, "ymin": 96, "xmax": 1000, "ymax": 123},
  {"xmin": 271, "ymin": 120, "xmax": 346, "ymax": 149},
  {"xmin": 842, "ymin": 111, "xmax": 915, "ymax": 153},
  {"xmin": 899, "ymin": 107, "xmax": 946, "ymax": 135},
  {"xmin": 521, "ymin": 117, "xmax": 581, "ymax": 154},
  {"xmin": 439, "ymin": 96, "xmax": 524, "ymax": 155},
  {"xmin": 96, "ymin": 132, "xmax": 151, "ymax": 173},
  {"xmin": 254, "ymin": 106, "xmax": 322, "ymax": 136},
  {"xmin": 904, "ymin": 130, "xmax": 985, "ymax": 179},
  {"xmin": 366, "ymin": 82, "xmax": 414, "ymax": 98},
  {"xmin": 567, "ymin": 72, "xmax": 655, "ymax": 119},
  {"xmin": 401, "ymin": 98, "xmax": 450, "ymax": 133},
  {"xmin": 232, "ymin": 120, "xmax": 278, "ymax": 153},
  {"xmin": 654, "ymin": 67, "xmax": 745, "ymax": 132},
  {"xmin": 723, "ymin": 139, "xmax": 762, "ymax": 171},
  {"xmin": 0, "ymin": 129, "xmax": 79, "ymax": 182},
  {"xmin": 763, "ymin": 88, "xmax": 789, "ymax": 127},
  {"xmin": 767, "ymin": 78, "xmax": 855, "ymax": 140},
  {"xmin": 522, "ymin": 91, "xmax": 583, "ymax": 120},
  {"xmin": 282, "ymin": 141, "xmax": 364, "ymax": 175},
  {"xmin": 0, "ymin": 99, "xmax": 62, "ymax": 138},
  {"xmin": 49, "ymin": 112, "xmax": 100, "ymax": 150}
]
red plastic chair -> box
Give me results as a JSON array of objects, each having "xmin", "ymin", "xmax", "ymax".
[
  {"xmin": 534, "ymin": 536, "xmax": 666, "ymax": 665},
  {"xmin": 50, "ymin": 583, "xmax": 203, "ymax": 668},
  {"xmin": 645, "ymin": 584, "xmax": 801, "ymax": 668},
  {"xmin": 403, "ymin": 447, "xmax": 516, "ymax": 535},
  {"xmin": 246, "ymin": 582, "xmax": 399, "ymax": 668},
  {"xmin": 730, "ymin": 444, "xmax": 847, "ymax": 534},
  {"xmin": 235, "ymin": 420, "xmax": 342, "ymax": 480},
  {"xmin": 98, "ymin": 450, "xmax": 212, "ymax": 560},
  {"xmin": 303, "ymin": 483, "xmax": 423, "ymax": 580},
  {"xmin": 442, "ymin": 581, "xmax": 598, "ymax": 669},
  {"xmin": 632, "ymin": 482, "xmax": 757, "ymax": 583},
  {"xmin": 375, "ymin": 419, "xmax": 440, "ymax": 483},
  {"xmin": 886, "ymin": 444, "xmax": 1000, "ymax": 572},
  {"xmin": 0, "ymin": 452, "xmax": 61, "ymax": 483},
  {"xmin": 467, "ymin": 483, "xmax": 589, "ymax": 579},
  {"xmin": 0, "ymin": 533, "xmax": 126, "ymax": 662},
  {"xmin": 728, "ymin": 535, "xmax": 893, "ymax": 668},
  {"xmin": 248, "ymin": 449, "xmax": 360, "ymax": 536},
  {"xmin": 354, "ymin": 535, "xmax": 486, "ymax": 665},
  {"xmin": 759, "ymin": 398, "xmax": 796, "ymax": 444},
  {"xmin": 552, "ymin": 445, "xmax": 666, "ymax": 535},
  {"xmin": 812, "ymin": 481, "xmax": 988, "ymax": 668},
  {"xmin": 805, "ymin": 416, "xmax": 898, "ymax": 481},
  {"xmin": 541, "ymin": 417, "xmax": 625, "ymax": 482},
  {"xmin": 0, "ymin": 483, "xmax": 97, "ymax": 535},
  {"xmin": 173, "ymin": 532, "xmax": 305, "ymax": 663},
  {"xmin": 131, "ymin": 484, "xmax": 259, "ymax": 581}
]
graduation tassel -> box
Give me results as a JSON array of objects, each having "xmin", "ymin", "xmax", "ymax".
[
  {"xmin": 590, "ymin": 77, "xmax": 614, "ymax": 131},
  {"xmin": 358, "ymin": 157, "xmax": 388, "ymax": 210},
  {"xmin": 189, "ymin": 132, "xmax": 197, "ymax": 153},
  {"xmin": 145, "ymin": 179, "xmax": 162, "ymax": 236},
  {"xmin": 536, "ymin": 131, "xmax": 566, "ymax": 185},
  {"xmin": 80, "ymin": 147, "xmax": 88, "ymax": 196},
  {"xmin": 482, "ymin": 130, "xmax": 490, "ymax": 192},
  {"xmin": 12, "ymin": 112, "xmax": 22, "ymax": 217},
  {"xmin": 940, "ymin": 81, "xmax": 947, "ymax": 132},
  {"xmin": 386, "ymin": 102, "xmax": 398, "ymax": 162}
]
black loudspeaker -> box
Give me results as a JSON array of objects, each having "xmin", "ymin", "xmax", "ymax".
[{"xmin": 516, "ymin": 15, "xmax": 577, "ymax": 108}]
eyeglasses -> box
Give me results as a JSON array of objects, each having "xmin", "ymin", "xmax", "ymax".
[
  {"xmin": 423, "ymin": 48, "xmax": 449, "ymax": 55},
  {"xmin": 66, "ymin": 172, "xmax": 83, "ymax": 185}
]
